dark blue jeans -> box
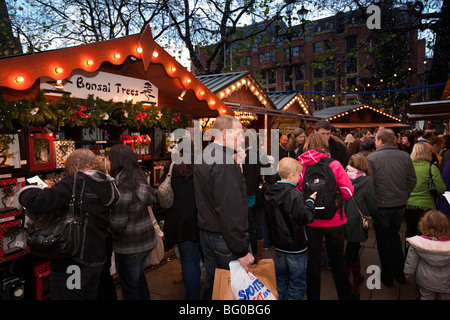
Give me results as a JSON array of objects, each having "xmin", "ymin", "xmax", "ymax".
[
  {"xmin": 274, "ymin": 250, "xmax": 307, "ymax": 300},
  {"xmin": 200, "ymin": 230, "xmax": 249, "ymax": 300},
  {"xmin": 178, "ymin": 241, "xmax": 202, "ymax": 300},
  {"xmin": 374, "ymin": 206, "xmax": 406, "ymax": 283},
  {"xmin": 115, "ymin": 250, "xmax": 150, "ymax": 300}
]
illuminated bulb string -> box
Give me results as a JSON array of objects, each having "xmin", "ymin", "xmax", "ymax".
[{"xmin": 268, "ymin": 83, "xmax": 446, "ymax": 96}]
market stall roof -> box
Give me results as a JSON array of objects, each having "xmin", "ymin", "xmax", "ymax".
[
  {"xmin": 407, "ymin": 77, "xmax": 450, "ymax": 121},
  {"xmin": 197, "ymin": 71, "xmax": 276, "ymax": 109},
  {"xmin": 197, "ymin": 71, "xmax": 316, "ymax": 120},
  {"xmin": 407, "ymin": 99, "xmax": 450, "ymax": 121},
  {"xmin": 266, "ymin": 91, "xmax": 312, "ymax": 116},
  {"xmin": 313, "ymin": 105, "xmax": 409, "ymax": 128},
  {"xmin": 0, "ymin": 25, "xmax": 231, "ymax": 118}
]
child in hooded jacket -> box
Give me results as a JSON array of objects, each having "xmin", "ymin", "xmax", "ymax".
[
  {"xmin": 264, "ymin": 157, "xmax": 317, "ymax": 300},
  {"xmin": 404, "ymin": 210, "xmax": 450, "ymax": 300}
]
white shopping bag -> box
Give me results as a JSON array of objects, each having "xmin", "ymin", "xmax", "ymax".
[{"xmin": 229, "ymin": 260, "xmax": 276, "ymax": 300}]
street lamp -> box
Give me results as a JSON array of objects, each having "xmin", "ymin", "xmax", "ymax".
[
  {"xmin": 297, "ymin": 5, "xmax": 309, "ymax": 23},
  {"xmin": 281, "ymin": 1, "xmax": 309, "ymax": 91}
]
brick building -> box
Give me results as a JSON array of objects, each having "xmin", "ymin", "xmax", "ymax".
[{"xmin": 194, "ymin": 7, "xmax": 426, "ymax": 112}]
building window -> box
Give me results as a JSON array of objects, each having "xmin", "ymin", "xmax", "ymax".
[
  {"xmin": 313, "ymin": 62, "xmax": 323, "ymax": 78},
  {"xmin": 314, "ymin": 40, "xmax": 334, "ymax": 53},
  {"xmin": 294, "ymin": 65, "xmax": 304, "ymax": 80},
  {"xmin": 268, "ymin": 69, "xmax": 276, "ymax": 84},
  {"xmin": 346, "ymin": 77, "xmax": 358, "ymax": 90},
  {"xmin": 285, "ymin": 46, "xmax": 302, "ymax": 59},
  {"xmin": 260, "ymin": 69, "xmax": 277, "ymax": 87},
  {"xmin": 284, "ymin": 64, "xmax": 304, "ymax": 83},
  {"xmin": 326, "ymin": 80, "xmax": 335, "ymax": 92},
  {"xmin": 346, "ymin": 35, "xmax": 357, "ymax": 52},
  {"xmin": 346, "ymin": 57, "xmax": 358, "ymax": 74},
  {"xmin": 259, "ymin": 51, "xmax": 275, "ymax": 63}
]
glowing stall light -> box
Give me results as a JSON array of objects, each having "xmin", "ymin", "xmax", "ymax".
[{"xmin": 15, "ymin": 76, "xmax": 24, "ymax": 84}]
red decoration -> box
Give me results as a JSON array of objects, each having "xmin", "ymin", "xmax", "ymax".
[
  {"xmin": 173, "ymin": 112, "xmax": 181, "ymax": 123},
  {"xmin": 135, "ymin": 112, "xmax": 148, "ymax": 124},
  {"xmin": 72, "ymin": 105, "xmax": 90, "ymax": 122}
]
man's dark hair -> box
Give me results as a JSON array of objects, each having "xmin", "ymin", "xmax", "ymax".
[
  {"xmin": 359, "ymin": 129, "xmax": 368, "ymax": 138},
  {"xmin": 315, "ymin": 120, "xmax": 331, "ymax": 131}
]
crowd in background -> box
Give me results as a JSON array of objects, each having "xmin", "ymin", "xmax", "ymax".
[{"xmin": 18, "ymin": 117, "xmax": 450, "ymax": 301}]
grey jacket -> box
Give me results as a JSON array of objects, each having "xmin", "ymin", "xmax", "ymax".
[
  {"xmin": 367, "ymin": 145, "xmax": 416, "ymax": 207},
  {"xmin": 404, "ymin": 235, "xmax": 450, "ymax": 293},
  {"xmin": 109, "ymin": 171, "xmax": 158, "ymax": 255}
]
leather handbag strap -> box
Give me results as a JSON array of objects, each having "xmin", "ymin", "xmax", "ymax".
[
  {"xmin": 167, "ymin": 161, "xmax": 174, "ymax": 178},
  {"xmin": 351, "ymin": 197, "xmax": 369, "ymax": 219}
]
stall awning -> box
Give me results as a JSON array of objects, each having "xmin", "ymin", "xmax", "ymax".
[
  {"xmin": 407, "ymin": 100, "xmax": 450, "ymax": 121},
  {"xmin": 224, "ymin": 102, "xmax": 319, "ymax": 121},
  {"xmin": 331, "ymin": 122, "xmax": 410, "ymax": 128},
  {"xmin": 0, "ymin": 25, "xmax": 232, "ymax": 118}
]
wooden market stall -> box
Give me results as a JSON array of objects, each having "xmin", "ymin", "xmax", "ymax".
[
  {"xmin": 313, "ymin": 104, "xmax": 410, "ymax": 135},
  {"xmin": 197, "ymin": 71, "xmax": 274, "ymax": 131},
  {"xmin": 0, "ymin": 25, "xmax": 231, "ymax": 300},
  {"xmin": 407, "ymin": 77, "xmax": 450, "ymax": 132},
  {"xmin": 266, "ymin": 91, "xmax": 317, "ymax": 135}
]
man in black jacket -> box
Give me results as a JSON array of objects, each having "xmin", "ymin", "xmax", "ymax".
[{"xmin": 194, "ymin": 115, "xmax": 254, "ymax": 300}]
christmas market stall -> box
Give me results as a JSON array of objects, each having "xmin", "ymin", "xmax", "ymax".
[
  {"xmin": 197, "ymin": 71, "xmax": 316, "ymax": 152},
  {"xmin": 407, "ymin": 77, "xmax": 450, "ymax": 133},
  {"xmin": 313, "ymin": 104, "xmax": 410, "ymax": 135},
  {"xmin": 0, "ymin": 25, "xmax": 232, "ymax": 300},
  {"xmin": 266, "ymin": 91, "xmax": 317, "ymax": 135}
]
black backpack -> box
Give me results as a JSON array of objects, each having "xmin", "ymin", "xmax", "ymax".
[{"xmin": 302, "ymin": 157, "xmax": 343, "ymax": 220}]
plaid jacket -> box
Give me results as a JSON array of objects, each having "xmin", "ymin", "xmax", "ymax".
[{"xmin": 109, "ymin": 172, "xmax": 157, "ymax": 254}]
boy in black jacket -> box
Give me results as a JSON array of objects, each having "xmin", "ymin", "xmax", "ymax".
[{"xmin": 264, "ymin": 157, "xmax": 316, "ymax": 300}]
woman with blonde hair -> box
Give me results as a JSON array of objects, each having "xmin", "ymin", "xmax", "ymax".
[{"xmin": 406, "ymin": 142, "xmax": 446, "ymax": 241}]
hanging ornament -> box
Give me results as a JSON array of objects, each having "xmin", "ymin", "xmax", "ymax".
[
  {"xmin": 135, "ymin": 112, "xmax": 147, "ymax": 124},
  {"xmin": 30, "ymin": 107, "xmax": 39, "ymax": 115},
  {"xmin": 173, "ymin": 112, "xmax": 181, "ymax": 123},
  {"xmin": 72, "ymin": 105, "xmax": 90, "ymax": 122},
  {"xmin": 156, "ymin": 111, "xmax": 162, "ymax": 120}
]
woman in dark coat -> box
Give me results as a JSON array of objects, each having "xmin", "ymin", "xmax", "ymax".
[
  {"xmin": 108, "ymin": 144, "xmax": 157, "ymax": 300},
  {"xmin": 160, "ymin": 143, "xmax": 201, "ymax": 300},
  {"xmin": 19, "ymin": 149, "xmax": 120, "ymax": 300},
  {"xmin": 343, "ymin": 154, "xmax": 378, "ymax": 299}
]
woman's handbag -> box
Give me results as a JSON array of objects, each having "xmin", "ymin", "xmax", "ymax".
[
  {"xmin": 428, "ymin": 163, "xmax": 438, "ymax": 198},
  {"xmin": 351, "ymin": 197, "xmax": 373, "ymax": 230},
  {"xmin": 146, "ymin": 205, "xmax": 165, "ymax": 267},
  {"xmin": 157, "ymin": 162, "xmax": 174, "ymax": 209},
  {"xmin": 25, "ymin": 173, "xmax": 88, "ymax": 260}
]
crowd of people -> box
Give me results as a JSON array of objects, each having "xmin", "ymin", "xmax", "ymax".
[{"xmin": 18, "ymin": 116, "xmax": 450, "ymax": 301}]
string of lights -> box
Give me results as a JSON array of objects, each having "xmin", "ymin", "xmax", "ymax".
[{"xmin": 268, "ymin": 82, "xmax": 446, "ymax": 96}]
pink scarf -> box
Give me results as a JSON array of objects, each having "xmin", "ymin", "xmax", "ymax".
[{"xmin": 346, "ymin": 165, "xmax": 365, "ymax": 180}]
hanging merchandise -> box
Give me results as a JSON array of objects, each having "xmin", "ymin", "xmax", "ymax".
[{"xmin": 28, "ymin": 128, "xmax": 55, "ymax": 172}]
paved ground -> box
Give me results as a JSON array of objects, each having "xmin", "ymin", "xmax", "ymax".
[{"xmin": 116, "ymin": 222, "xmax": 418, "ymax": 300}]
